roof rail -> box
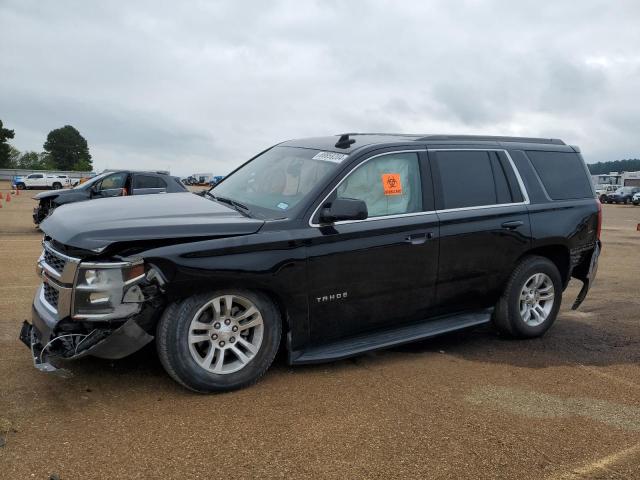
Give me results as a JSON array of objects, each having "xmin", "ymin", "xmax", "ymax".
[
  {"xmin": 416, "ymin": 134, "xmax": 566, "ymax": 145},
  {"xmin": 102, "ymin": 169, "xmax": 171, "ymax": 175}
]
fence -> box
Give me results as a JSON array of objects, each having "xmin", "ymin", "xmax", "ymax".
[{"xmin": 0, "ymin": 168, "xmax": 94, "ymax": 183}]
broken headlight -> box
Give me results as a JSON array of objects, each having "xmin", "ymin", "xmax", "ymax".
[{"xmin": 73, "ymin": 261, "xmax": 146, "ymax": 319}]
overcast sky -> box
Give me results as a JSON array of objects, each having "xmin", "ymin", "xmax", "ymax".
[{"xmin": 1, "ymin": 0, "xmax": 639, "ymax": 175}]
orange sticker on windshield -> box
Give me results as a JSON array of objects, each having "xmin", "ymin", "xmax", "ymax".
[{"xmin": 382, "ymin": 173, "xmax": 402, "ymax": 195}]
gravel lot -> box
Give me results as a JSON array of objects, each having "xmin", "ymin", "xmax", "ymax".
[{"xmin": 1, "ymin": 180, "xmax": 639, "ymax": 479}]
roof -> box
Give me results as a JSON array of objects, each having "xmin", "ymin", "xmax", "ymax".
[{"xmin": 280, "ymin": 133, "xmax": 567, "ymax": 154}]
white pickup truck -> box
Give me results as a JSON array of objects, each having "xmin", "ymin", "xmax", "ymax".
[{"xmin": 14, "ymin": 174, "xmax": 72, "ymax": 190}]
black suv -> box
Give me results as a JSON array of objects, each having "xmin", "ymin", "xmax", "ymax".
[
  {"xmin": 20, "ymin": 134, "xmax": 601, "ymax": 392},
  {"xmin": 32, "ymin": 170, "xmax": 187, "ymax": 224}
]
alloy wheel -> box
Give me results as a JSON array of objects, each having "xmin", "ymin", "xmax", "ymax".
[
  {"xmin": 519, "ymin": 273, "xmax": 555, "ymax": 327},
  {"xmin": 188, "ymin": 294, "xmax": 264, "ymax": 374}
]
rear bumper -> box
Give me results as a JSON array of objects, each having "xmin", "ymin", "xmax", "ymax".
[{"xmin": 571, "ymin": 240, "xmax": 601, "ymax": 310}]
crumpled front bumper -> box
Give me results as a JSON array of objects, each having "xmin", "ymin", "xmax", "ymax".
[{"xmin": 19, "ymin": 284, "xmax": 155, "ymax": 372}]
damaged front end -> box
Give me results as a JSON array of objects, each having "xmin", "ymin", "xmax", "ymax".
[{"xmin": 19, "ymin": 241, "xmax": 166, "ymax": 372}]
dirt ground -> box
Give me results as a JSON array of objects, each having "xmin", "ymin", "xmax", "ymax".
[{"xmin": 0, "ymin": 180, "xmax": 639, "ymax": 479}]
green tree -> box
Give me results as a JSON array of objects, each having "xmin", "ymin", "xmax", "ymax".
[
  {"xmin": 8, "ymin": 145, "xmax": 21, "ymax": 167},
  {"xmin": 0, "ymin": 119, "xmax": 16, "ymax": 168},
  {"xmin": 16, "ymin": 151, "xmax": 42, "ymax": 169},
  {"xmin": 588, "ymin": 159, "xmax": 640, "ymax": 175},
  {"xmin": 43, "ymin": 125, "xmax": 92, "ymax": 171}
]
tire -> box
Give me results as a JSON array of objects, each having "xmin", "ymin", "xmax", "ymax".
[
  {"xmin": 52, "ymin": 182, "xmax": 62, "ymax": 190},
  {"xmin": 493, "ymin": 256, "xmax": 562, "ymax": 338},
  {"xmin": 156, "ymin": 290, "xmax": 282, "ymax": 393},
  {"xmin": 16, "ymin": 183, "xmax": 25, "ymax": 190}
]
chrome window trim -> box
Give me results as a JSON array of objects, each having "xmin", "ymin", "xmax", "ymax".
[
  {"xmin": 308, "ymin": 149, "xmax": 428, "ymax": 227},
  {"xmin": 308, "ymin": 148, "xmax": 531, "ymax": 227}
]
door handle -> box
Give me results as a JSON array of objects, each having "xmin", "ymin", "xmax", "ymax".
[
  {"xmin": 405, "ymin": 232, "xmax": 434, "ymax": 245},
  {"xmin": 501, "ymin": 220, "xmax": 524, "ymax": 230}
]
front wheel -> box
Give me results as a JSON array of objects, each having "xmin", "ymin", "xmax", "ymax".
[
  {"xmin": 52, "ymin": 182, "xmax": 62, "ymax": 190},
  {"xmin": 493, "ymin": 256, "xmax": 562, "ymax": 338},
  {"xmin": 156, "ymin": 290, "xmax": 281, "ymax": 392},
  {"xmin": 16, "ymin": 183, "xmax": 25, "ymax": 190}
]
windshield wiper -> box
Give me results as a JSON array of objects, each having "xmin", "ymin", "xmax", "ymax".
[{"xmin": 211, "ymin": 195, "xmax": 252, "ymax": 217}]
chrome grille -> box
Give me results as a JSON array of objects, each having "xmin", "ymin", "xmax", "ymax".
[
  {"xmin": 43, "ymin": 282, "xmax": 59, "ymax": 309},
  {"xmin": 44, "ymin": 249, "xmax": 66, "ymax": 274},
  {"xmin": 36, "ymin": 241, "xmax": 80, "ymax": 319},
  {"xmin": 40, "ymin": 241, "xmax": 80, "ymax": 285}
]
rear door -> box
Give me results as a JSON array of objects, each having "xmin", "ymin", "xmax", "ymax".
[
  {"xmin": 132, "ymin": 174, "xmax": 168, "ymax": 195},
  {"xmin": 430, "ymin": 148, "xmax": 531, "ymax": 312},
  {"xmin": 306, "ymin": 149, "xmax": 440, "ymax": 342}
]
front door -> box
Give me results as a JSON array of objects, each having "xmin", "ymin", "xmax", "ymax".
[
  {"xmin": 306, "ymin": 150, "xmax": 439, "ymax": 343},
  {"xmin": 94, "ymin": 172, "xmax": 129, "ymax": 198}
]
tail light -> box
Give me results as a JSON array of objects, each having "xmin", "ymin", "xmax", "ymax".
[{"xmin": 596, "ymin": 200, "xmax": 602, "ymax": 240}]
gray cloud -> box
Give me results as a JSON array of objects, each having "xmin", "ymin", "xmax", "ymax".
[{"xmin": 1, "ymin": 0, "xmax": 639, "ymax": 175}]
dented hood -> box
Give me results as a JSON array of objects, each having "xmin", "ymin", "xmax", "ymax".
[{"xmin": 40, "ymin": 192, "xmax": 264, "ymax": 251}]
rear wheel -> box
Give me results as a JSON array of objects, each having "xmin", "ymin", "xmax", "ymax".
[
  {"xmin": 156, "ymin": 290, "xmax": 281, "ymax": 392},
  {"xmin": 52, "ymin": 182, "xmax": 62, "ymax": 190},
  {"xmin": 16, "ymin": 183, "xmax": 25, "ymax": 190},
  {"xmin": 493, "ymin": 256, "xmax": 562, "ymax": 338}
]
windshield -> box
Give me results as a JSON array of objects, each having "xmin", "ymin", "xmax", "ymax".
[
  {"xmin": 73, "ymin": 172, "xmax": 108, "ymax": 190},
  {"xmin": 211, "ymin": 146, "xmax": 345, "ymax": 216}
]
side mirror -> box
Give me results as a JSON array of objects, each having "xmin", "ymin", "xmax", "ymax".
[{"xmin": 319, "ymin": 197, "xmax": 368, "ymax": 224}]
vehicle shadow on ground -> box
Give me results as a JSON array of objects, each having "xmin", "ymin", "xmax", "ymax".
[
  {"xmin": 64, "ymin": 314, "xmax": 638, "ymax": 393},
  {"xmin": 385, "ymin": 316, "xmax": 639, "ymax": 369}
]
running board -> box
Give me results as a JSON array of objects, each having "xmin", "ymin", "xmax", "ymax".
[{"xmin": 291, "ymin": 309, "xmax": 493, "ymax": 364}]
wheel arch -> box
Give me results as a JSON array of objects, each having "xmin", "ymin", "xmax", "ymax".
[
  {"xmin": 164, "ymin": 280, "xmax": 294, "ymax": 350},
  {"xmin": 519, "ymin": 244, "xmax": 571, "ymax": 288}
]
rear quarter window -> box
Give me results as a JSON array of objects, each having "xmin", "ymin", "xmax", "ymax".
[
  {"xmin": 526, "ymin": 151, "xmax": 592, "ymax": 200},
  {"xmin": 134, "ymin": 175, "xmax": 167, "ymax": 189}
]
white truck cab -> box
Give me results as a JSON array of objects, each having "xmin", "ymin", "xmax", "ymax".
[{"xmin": 15, "ymin": 174, "xmax": 71, "ymax": 190}]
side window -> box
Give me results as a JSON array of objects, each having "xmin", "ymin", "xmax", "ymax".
[
  {"xmin": 526, "ymin": 151, "xmax": 592, "ymax": 200},
  {"xmin": 134, "ymin": 175, "xmax": 166, "ymax": 189},
  {"xmin": 99, "ymin": 173, "xmax": 127, "ymax": 190},
  {"xmin": 336, "ymin": 152, "xmax": 422, "ymax": 217},
  {"xmin": 435, "ymin": 151, "xmax": 509, "ymax": 209},
  {"xmin": 28, "ymin": 174, "xmax": 43, "ymax": 179}
]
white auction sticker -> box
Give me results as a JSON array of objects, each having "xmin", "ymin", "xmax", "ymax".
[{"xmin": 312, "ymin": 151, "xmax": 348, "ymax": 163}]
